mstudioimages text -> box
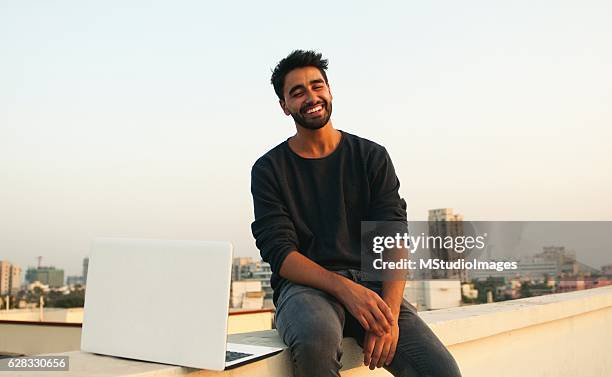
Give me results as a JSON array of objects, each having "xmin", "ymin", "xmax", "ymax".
[
  {"xmin": 373, "ymin": 258, "xmax": 519, "ymax": 272},
  {"xmin": 372, "ymin": 232, "xmax": 487, "ymax": 254}
]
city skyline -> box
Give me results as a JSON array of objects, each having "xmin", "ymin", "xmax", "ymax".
[
  {"xmin": 2, "ymin": 2, "xmax": 612, "ymax": 276},
  {"xmin": 4, "ymin": 220, "xmax": 612, "ymax": 282}
]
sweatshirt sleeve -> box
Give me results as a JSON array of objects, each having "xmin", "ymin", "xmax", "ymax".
[
  {"xmin": 367, "ymin": 147, "xmax": 407, "ymax": 224},
  {"xmin": 250, "ymin": 161, "xmax": 298, "ymax": 274}
]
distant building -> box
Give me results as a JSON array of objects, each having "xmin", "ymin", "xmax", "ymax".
[
  {"xmin": 66, "ymin": 276, "xmax": 85, "ymax": 286},
  {"xmin": 232, "ymin": 257, "xmax": 255, "ymax": 282},
  {"xmin": 428, "ymin": 208, "xmax": 464, "ymax": 222},
  {"xmin": 27, "ymin": 281, "xmax": 50, "ymax": 293},
  {"xmin": 0, "ymin": 260, "xmax": 22, "ymax": 295},
  {"xmin": 83, "ymin": 257, "xmax": 89, "ymax": 284},
  {"xmin": 250, "ymin": 261, "xmax": 273, "ymax": 303},
  {"xmin": 231, "ymin": 280, "xmax": 263, "ymax": 309},
  {"xmin": 467, "ymin": 259, "xmax": 521, "ymax": 281},
  {"xmin": 428, "ymin": 208, "xmax": 466, "ymax": 281},
  {"xmin": 242, "ymin": 291, "xmax": 265, "ymax": 310},
  {"xmin": 533, "ymin": 246, "xmax": 598, "ymax": 277},
  {"xmin": 517, "ymin": 259, "xmax": 559, "ymax": 281},
  {"xmin": 558, "ymin": 277, "xmax": 586, "ymax": 293},
  {"xmin": 1, "ymin": 261, "xmax": 10, "ymax": 294},
  {"xmin": 538, "ymin": 246, "xmax": 575, "ymax": 264},
  {"xmin": 403, "ymin": 280, "xmax": 462, "ymax": 311},
  {"xmin": 469, "ymin": 246, "xmax": 600, "ymax": 290},
  {"xmin": 25, "ymin": 267, "xmax": 64, "ymax": 288},
  {"xmin": 469, "ymin": 256, "xmax": 560, "ymax": 282},
  {"xmin": 461, "ymin": 283, "xmax": 479, "ymax": 300},
  {"xmin": 232, "ymin": 257, "xmax": 273, "ymax": 305},
  {"xmin": 559, "ymin": 276, "xmax": 612, "ymax": 292},
  {"xmin": 497, "ymin": 278, "xmax": 522, "ymax": 300}
]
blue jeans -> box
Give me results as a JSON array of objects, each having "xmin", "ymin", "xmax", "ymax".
[{"xmin": 274, "ymin": 269, "xmax": 463, "ymax": 377}]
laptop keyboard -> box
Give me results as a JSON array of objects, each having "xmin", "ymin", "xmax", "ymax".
[{"xmin": 225, "ymin": 350, "xmax": 253, "ymax": 362}]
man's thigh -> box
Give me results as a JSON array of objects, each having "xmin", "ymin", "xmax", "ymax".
[{"xmin": 274, "ymin": 282, "xmax": 346, "ymax": 349}]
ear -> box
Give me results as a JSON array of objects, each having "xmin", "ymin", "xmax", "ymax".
[
  {"xmin": 279, "ymin": 99, "xmax": 290, "ymax": 116},
  {"xmin": 327, "ymin": 83, "xmax": 333, "ymax": 101}
]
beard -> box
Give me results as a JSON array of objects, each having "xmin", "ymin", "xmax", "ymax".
[{"xmin": 290, "ymin": 100, "xmax": 333, "ymax": 130}]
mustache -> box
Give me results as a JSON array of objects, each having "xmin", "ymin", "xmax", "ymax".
[{"xmin": 300, "ymin": 101, "xmax": 327, "ymax": 113}]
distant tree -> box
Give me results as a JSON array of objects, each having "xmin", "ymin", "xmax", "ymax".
[
  {"xmin": 461, "ymin": 294, "xmax": 478, "ymax": 304},
  {"xmin": 46, "ymin": 290, "xmax": 85, "ymax": 308},
  {"xmin": 520, "ymin": 281, "xmax": 533, "ymax": 298},
  {"xmin": 473, "ymin": 277, "xmax": 505, "ymax": 303}
]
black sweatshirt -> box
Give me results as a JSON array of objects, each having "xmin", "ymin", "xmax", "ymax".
[{"xmin": 250, "ymin": 130, "xmax": 407, "ymax": 304}]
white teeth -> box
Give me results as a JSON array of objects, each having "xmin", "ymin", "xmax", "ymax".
[{"xmin": 306, "ymin": 105, "xmax": 322, "ymax": 114}]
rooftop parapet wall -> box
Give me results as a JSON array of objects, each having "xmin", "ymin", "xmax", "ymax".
[{"xmin": 3, "ymin": 286, "xmax": 612, "ymax": 377}]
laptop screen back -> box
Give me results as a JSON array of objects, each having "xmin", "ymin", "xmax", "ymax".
[{"xmin": 81, "ymin": 238, "xmax": 232, "ymax": 370}]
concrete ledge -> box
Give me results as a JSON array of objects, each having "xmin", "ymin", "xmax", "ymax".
[
  {"xmin": 3, "ymin": 286, "xmax": 612, "ymax": 376},
  {"xmin": 420, "ymin": 285, "xmax": 612, "ymax": 346}
]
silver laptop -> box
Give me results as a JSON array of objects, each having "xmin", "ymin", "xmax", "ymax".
[{"xmin": 81, "ymin": 237, "xmax": 283, "ymax": 371}]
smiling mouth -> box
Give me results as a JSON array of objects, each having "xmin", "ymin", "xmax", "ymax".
[{"xmin": 303, "ymin": 104, "xmax": 324, "ymax": 116}]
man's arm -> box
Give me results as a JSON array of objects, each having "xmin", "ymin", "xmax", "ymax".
[
  {"xmin": 362, "ymin": 266, "xmax": 406, "ymax": 369},
  {"xmin": 363, "ymin": 146, "xmax": 408, "ymax": 369},
  {"xmin": 382, "ymin": 280, "xmax": 406, "ymax": 320},
  {"xmin": 279, "ymin": 250, "xmax": 395, "ymax": 336}
]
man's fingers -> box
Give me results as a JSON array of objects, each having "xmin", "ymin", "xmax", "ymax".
[
  {"xmin": 376, "ymin": 298, "xmax": 395, "ymax": 326},
  {"xmin": 385, "ymin": 338, "xmax": 397, "ymax": 366},
  {"xmin": 363, "ymin": 333, "xmax": 375, "ymax": 366},
  {"xmin": 369, "ymin": 337, "xmax": 384, "ymax": 370},
  {"xmin": 364, "ymin": 311, "xmax": 384, "ymax": 336},
  {"xmin": 378, "ymin": 340, "xmax": 391, "ymax": 368},
  {"xmin": 369, "ymin": 303, "xmax": 391, "ymax": 334},
  {"xmin": 357, "ymin": 314, "xmax": 371, "ymax": 332}
]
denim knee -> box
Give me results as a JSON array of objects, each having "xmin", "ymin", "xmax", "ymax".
[
  {"xmin": 278, "ymin": 314, "xmax": 343, "ymax": 377},
  {"xmin": 274, "ymin": 284, "xmax": 345, "ymax": 377}
]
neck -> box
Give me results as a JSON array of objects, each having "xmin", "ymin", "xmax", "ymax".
[{"xmin": 289, "ymin": 122, "xmax": 342, "ymax": 158}]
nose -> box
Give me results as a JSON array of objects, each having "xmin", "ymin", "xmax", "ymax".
[{"xmin": 304, "ymin": 88, "xmax": 317, "ymax": 103}]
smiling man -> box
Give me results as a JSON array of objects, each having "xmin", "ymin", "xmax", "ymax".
[{"xmin": 250, "ymin": 50, "xmax": 462, "ymax": 377}]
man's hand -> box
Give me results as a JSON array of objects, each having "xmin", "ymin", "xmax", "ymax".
[
  {"xmin": 335, "ymin": 278, "xmax": 395, "ymax": 336},
  {"xmin": 277, "ymin": 251, "xmax": 395, "ymax": 336},
  {"xmin": 363, "ymin": 322, "xmax": 400, "ymax": 369}
]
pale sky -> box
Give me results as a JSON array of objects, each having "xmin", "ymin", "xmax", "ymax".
[{"xmin": 1, "ymin": 1, "xmax": 611, "ymax": 277}]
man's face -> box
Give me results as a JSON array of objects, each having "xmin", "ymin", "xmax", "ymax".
[{"xmin": 280, "ymin": 66, "xmax": 333, "ymax": 130}]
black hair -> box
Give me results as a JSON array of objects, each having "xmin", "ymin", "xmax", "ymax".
[{"xmin": 271, "ymin": 50, "xmax": 329, "ymax": 100}]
